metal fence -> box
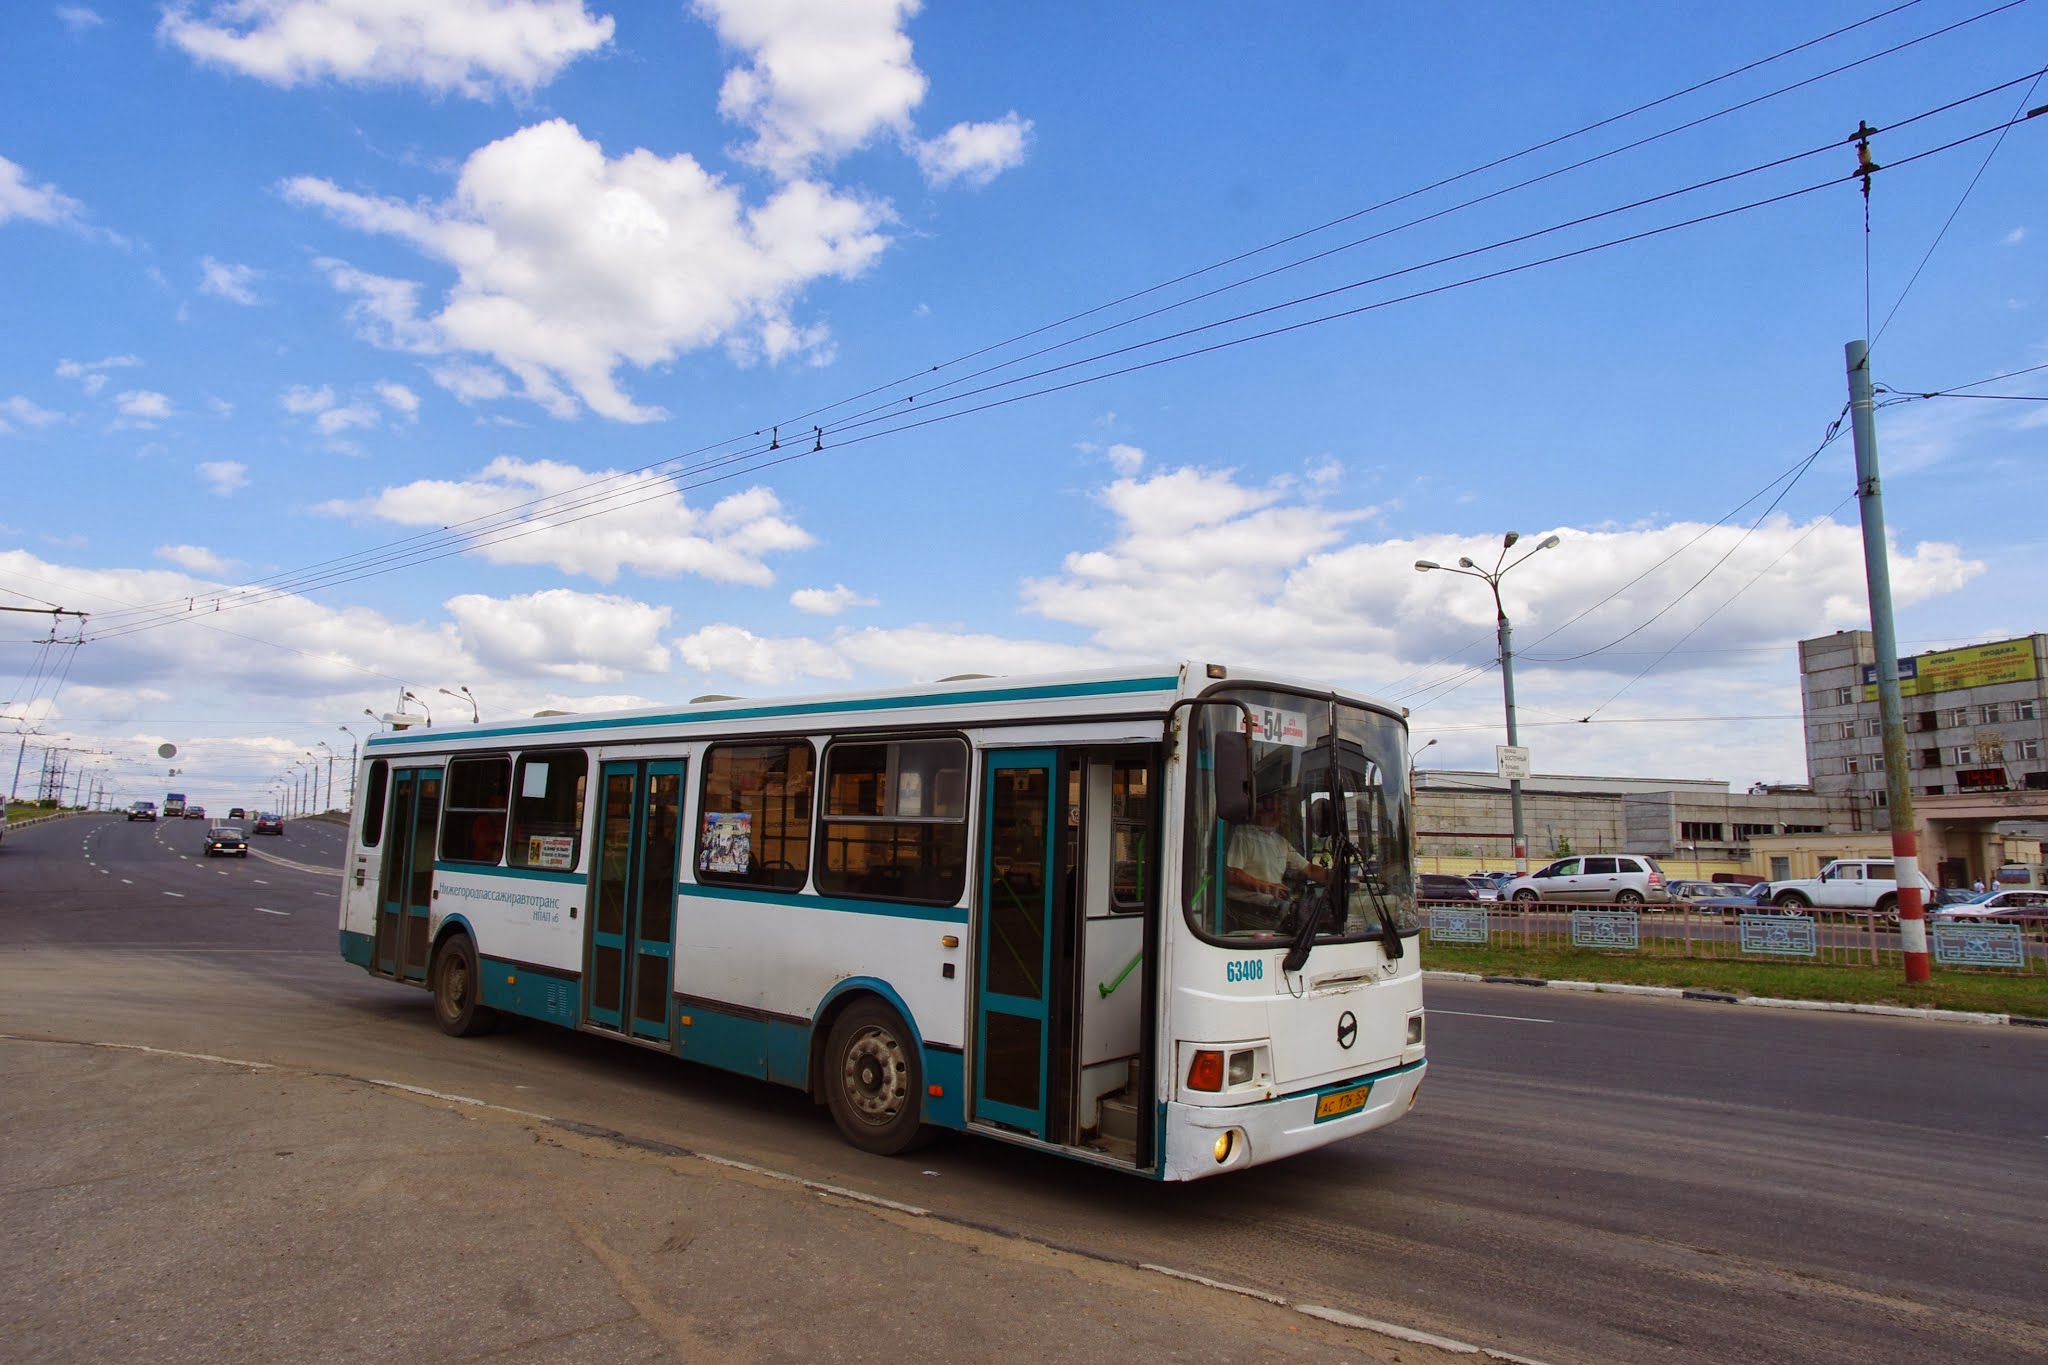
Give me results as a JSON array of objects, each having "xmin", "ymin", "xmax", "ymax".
[{"xmin": 1419, "ymin": 899, "xmax": 2047, "ymax": 976}]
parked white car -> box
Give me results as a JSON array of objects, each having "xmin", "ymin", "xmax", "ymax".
[{"xmin": 1503, "ymin": 854, "xmax": 1671, "ymax": 906}]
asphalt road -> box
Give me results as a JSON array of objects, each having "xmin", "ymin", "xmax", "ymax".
[{"xmin": 5, "ymin": 814, "xmax": 2046, "ymax": 1364}]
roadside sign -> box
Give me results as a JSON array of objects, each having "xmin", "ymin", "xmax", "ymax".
[{"xmin": 1496, "ymin": 745, "xmax": 1530, "ymax": 781}]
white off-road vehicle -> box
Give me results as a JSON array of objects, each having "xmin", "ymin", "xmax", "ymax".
[{"xmin": 1759, "ymin": 858, "xmax": 1932, "ymax": 921}]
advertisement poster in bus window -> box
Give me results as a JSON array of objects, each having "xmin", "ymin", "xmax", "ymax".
[
  {"xmin": 527, "ymin": 835, "xmax": 576, "ymax": 870},
  {"xmin": 699, "ymin": 812, "xmax": 752, "ymax": 873}
]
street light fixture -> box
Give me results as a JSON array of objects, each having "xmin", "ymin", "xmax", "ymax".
[
  {"xmin": 439, "ymin": 686, "xmax": 479, "ymax": 723},
  {"xmin": 1415, "ymin": 530, "xmax": 1562, "ymax": 876},
  {"xmin": 401, "ymin": 691, "xmax": 432, "ymax": 727}
]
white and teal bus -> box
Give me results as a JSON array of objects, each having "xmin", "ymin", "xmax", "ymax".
[{"xmin": 338, "ymin": 662, "xmax": 1425, "ymax": 1180}]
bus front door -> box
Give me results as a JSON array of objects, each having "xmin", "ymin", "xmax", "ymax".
[
  {"xmin": 375, "ymin": 767, "xmax": 441, "ymax": 983},
  {"xmin": 974, "ymin": 749, "xmax": 1156, "ymax": 1164},
  {"xmin": 584, "ymin": 759, "xmax": 685, "ymax": 1045},
  {"xmin": 975, "ymin": 750, "xmax": 1057, "ymax": 1138}
]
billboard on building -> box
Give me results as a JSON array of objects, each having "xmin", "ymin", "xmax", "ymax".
[{"xmin": 1861, "ymin": 638, "xmax": 2037, "ymax": 700}]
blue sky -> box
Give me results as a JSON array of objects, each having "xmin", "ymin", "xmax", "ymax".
[{"xmin": 3, "ymin": 0, "xmax": 2044, "ymax": 812}]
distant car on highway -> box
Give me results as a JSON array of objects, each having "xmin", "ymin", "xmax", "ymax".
[
  {"xmin": 253, "ymin": 813, "xmax": 284, "ymax": 835},
  {"xmin": 202, "ymin": 825, "xmax": 249, "ymax": 858},
  {"xmin": 1418, "ymin": 873, "xmax": 1479, "ymax": 902},
  {"xmin": 128, "ymin": 801, "xmax": 158, "ymax": 822},
  {"xmin": 228, "ymin": 807, "xmax": 246, "ymax": 819},
  {"xmin": 184, "ymin": 804, "xmax": 207, "ymax": 820}
]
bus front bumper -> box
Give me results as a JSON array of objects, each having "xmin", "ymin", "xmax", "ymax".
[{"xmin": 1160, "ymin": 1058, "xmax": 1426, "ymax": 1181}]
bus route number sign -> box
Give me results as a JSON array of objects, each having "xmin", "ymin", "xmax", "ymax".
[{"xmin": 1247, "ymin": 707, "xmax": 1309, "ymax": 748}]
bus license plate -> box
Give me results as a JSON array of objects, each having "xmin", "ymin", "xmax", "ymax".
[{"xmin": 1314, "ymin": 1083, "xmax": 1371, "ymax": 1122}]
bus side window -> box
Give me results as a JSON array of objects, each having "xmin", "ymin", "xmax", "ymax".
[
  {"xmin": 442, "ymin": 754, "xmax": 511, "ymax": 865},
  {"xmin": 359, "ymin": 760, "xmax": 389, "ymax": 847},
  {"xmin": 695, "ymin": 740, "xmax": 813, "ymax": 892},
  {"xmin": 508, "ymin": 750, "xmax": 588, "ymax": 871}
]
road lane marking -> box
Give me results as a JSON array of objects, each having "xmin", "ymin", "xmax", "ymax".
[
  {"xmin": 256, "ymin": 908, "xmax": 288, "ymax": 916},
  {"xmin": 163, "ymin": 891, "xmax": 186, "ymax": 898},
  {"xmin": 1432, "ymin": 1008, "xmax": 1554, "ymax": 1024}
]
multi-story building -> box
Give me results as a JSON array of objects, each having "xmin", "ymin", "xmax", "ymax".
[
  {"xmin": 1797, "ymin": 630, "xmax": 2048, "ymax": 886},
  {"xmin": 1409, "ymin": 770, "xmax": 1853, "ymax": 876},
  {"xmin": 1798, "ymin": 631, "xmax": 2048, "ymax": 816}
]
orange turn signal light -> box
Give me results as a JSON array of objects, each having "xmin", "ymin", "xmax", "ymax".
[{"xmin": 1186, "ymin": 1049, "xmax": 1224, "ymax": 1092}]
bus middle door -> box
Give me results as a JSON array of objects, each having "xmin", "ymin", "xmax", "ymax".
[{"xmin": 584, "ymin": 759, "xmax": 686, "ymax": 1046}]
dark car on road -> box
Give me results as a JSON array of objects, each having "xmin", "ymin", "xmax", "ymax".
[
  {"xmin": 202, "ymin": 825, "xmax": 249, "ymax": 858},
  {"xmin": 128, "ymin": 801, "xmax": 157, "ymax": 821},
  {"xmin": 1418, "ymin": 873, "xmax": 1480, "ymax": 902},
  {"xmin": 253, "ymin": 813, "xmax": 284, "ymax": 835}
]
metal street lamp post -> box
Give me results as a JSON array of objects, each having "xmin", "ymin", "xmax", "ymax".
[
  {"xmin": 1415, "ymin": 530, "xmax": 1562, "ymax": 877},
  {"xmin": 338, "ymin": 726, "xmax": 359, "ymax": 810},
  {"xmin": 439, "ymin": 686, "xmax": 479, "ymax": 723},
  {"xmin": 316, "ymin": 741, "xmax": 335, "ymax": 813}
]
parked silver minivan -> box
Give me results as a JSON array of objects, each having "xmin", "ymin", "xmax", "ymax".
[{"xmin": 1504, "ymin": 853, "xmax": 1671, "ymax": 905}]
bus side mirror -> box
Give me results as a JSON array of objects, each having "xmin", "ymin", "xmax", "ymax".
[{"xmin": 1213, "ymin": 732, "xmax": 1252, "ymax": 825}]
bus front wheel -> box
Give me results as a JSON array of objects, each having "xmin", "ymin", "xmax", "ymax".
[
  {"xmin": 432, "ymin": 935, "xmax": 499, "ymax": 1038},
  {"xmin": 824, "ymin": 1000, "xmax": 932, "ymax": 1156}
]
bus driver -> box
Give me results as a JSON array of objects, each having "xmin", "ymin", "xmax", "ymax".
[{"xmin": 1225, "ymin": 790, "xmax": 1328, "ymax": 925}]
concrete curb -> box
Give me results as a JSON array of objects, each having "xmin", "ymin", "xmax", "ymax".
[{"xmin": 1425, "ymin": 968, "xmax": 2033, "ymax": 1028}]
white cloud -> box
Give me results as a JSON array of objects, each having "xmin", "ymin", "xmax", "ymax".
[
  {"xmin": 1104, "ymin": 442, "xmax": 1145, "ymax": 475},
  {"xmin": 446, "ymin": 589, "xmax": 672, "ymax": 682},
  {"xmin": 2005, "ymin": 227, "xmax": 2026, "ymax": 245},
  {"xmin": 156, "ymin": 544, "xmax": 237, "ymax": 576},
  {"xmin": 0, "ymin": 395, "xmax": 63, "ymax": 435},
  {"xmin": 0, "ymin": 155, "xmax": 84, "ymax": 226},
  {"xmin": 199, "ymin": 256, "xmax": 259, "ymax": 304},
  {"xmin": 159, "ymin": 0, "xmax": 614, "ymax": 98},
  {"xmin": 57, "ymin": 7, "xmax": 105, "ymax": 32},
  {"xmin": 316, "ymin": 403, "xmax": 379, "ymax": 434},
  {"xmin": 114, "ymin": 390, "xmax": 174, "ymax": 425},
  {"xmin": 674, "ymin": 623, "xmax": 851, "ymax": 686},
  {"xmin": 289, "ymin": 120, "xmax": 894, "ymax": 420},
  {"xmin": 696, "ymin": 0, "xmax": 927, "ymax": 178},
  {"xmin": 282, "ymin": 384, "xmax": 335, "ymax": 415},
  {"xmin": 376, "ymin": 381, "xmax": 420, "ymax": 415},
  {"xmin": 57, "ymin": 355, "xmax": 141, "ymax": 396},
  {"xmin": 196, "ymin": 460, "xmax": 248, "ymax": 494},
  {"xmin": 790, "ymin": 583, "xmax": 876, "ymax": 615},
  {"xmin": 913, "ymin": 112, "xmax": 1031, "ymax": 188},
  {"xmin": 323, "ymin": 456, "xmax": 816, "ymax": 585}
]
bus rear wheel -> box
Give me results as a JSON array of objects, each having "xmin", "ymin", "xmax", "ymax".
[
  {"xmin": 432, "ymin": 934, "xmax": 499, "ymax": 1038},
  {"xmin": 824, "ymin": 1000, "xmax": 932, "ymax": 1155}
]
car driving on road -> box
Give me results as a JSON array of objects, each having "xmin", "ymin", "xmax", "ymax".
[
  {"xmin": 253, "ymin": 813, "xmax": 284, "ymax": 835},
  {"xmin": 128, "ymin": 801, "xmax": 157, "ymax": 821},
  {"xmin": 202, "ymin": 825, "xmax": 249, "ymax": 858}
]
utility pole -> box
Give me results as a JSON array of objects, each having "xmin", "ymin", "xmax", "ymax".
[{"xmin": 1846, "ymin": 338, "xmax": 1929, "ymax": 985}]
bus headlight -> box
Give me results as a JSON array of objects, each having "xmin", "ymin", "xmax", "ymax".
[{"xmin": 1213, "ymin": 1130, "xmax": 1237, "ymax": 1163}]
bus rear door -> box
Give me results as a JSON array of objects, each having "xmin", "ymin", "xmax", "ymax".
[{"xmin": 375, "ymin": 768, "xmax": 441, "ymax": 983}]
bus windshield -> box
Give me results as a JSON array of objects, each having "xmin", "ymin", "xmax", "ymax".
[{"xmin": 1184, "ymin": 687, "xmax": 1416, "ymax": 951}]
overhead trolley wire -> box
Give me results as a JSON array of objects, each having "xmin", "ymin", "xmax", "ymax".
[{"xmin": 67, "ymin": 28, "xmax": 2043, "ymax": 648}]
